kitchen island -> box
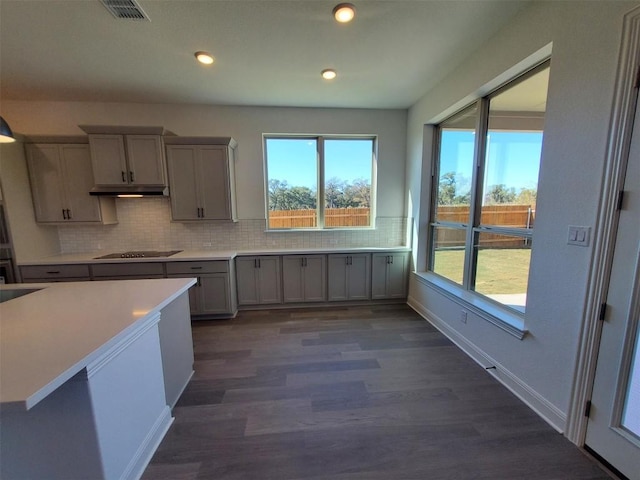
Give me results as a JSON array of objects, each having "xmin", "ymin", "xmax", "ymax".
[{"xmin": 0, "ymin": 278, "xmax": 196, "ymax": 480}]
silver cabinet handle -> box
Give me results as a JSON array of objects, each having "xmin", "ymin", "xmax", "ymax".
[
  {"xmin": 121, "ymin": 171, "xmax": 127, "ymax": 183},
  {"xmin": 46, "ymin": 271, "xmax": 60, "ymax": 274},
  {"xmin": 62, "ymin": 209, "xmax": 67, "ymax": 220},
  {"xmin": 129, "ymin": 171, "xmax": 134, "ymax": 183},
  {"xmin": 190, "ymin": 266, "xmax": 202, "ymax": 270},
  {"xmin": 66, "ymin": 209, "xmax": 71, "ymax": 219}
]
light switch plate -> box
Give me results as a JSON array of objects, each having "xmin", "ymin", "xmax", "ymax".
[{"xmin": 567, "ymin": 225, "xmax": 590, "ymax": 247}]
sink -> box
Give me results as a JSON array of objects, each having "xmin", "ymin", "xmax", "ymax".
[{"xmin": 0, "ymin": 288, "xmax": 42, "ymax": 303}]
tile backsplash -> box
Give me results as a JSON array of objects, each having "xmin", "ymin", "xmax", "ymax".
[{"xmin": 58, "ymin": 198, "xmax": 407, "ymax": 253}]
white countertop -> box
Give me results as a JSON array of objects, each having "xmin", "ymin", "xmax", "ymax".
[
  {"xmin": 0, "ymin": 278, "xmax": 195, "ymax": 410},
  {"xmin": 18, "ymin": 247, "xmax": 411, "ymax": 266}
]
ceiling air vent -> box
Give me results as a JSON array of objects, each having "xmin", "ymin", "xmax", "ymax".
[{"xmin": 100, "ymin": 0, "xmax": 150, "ymax": 21}]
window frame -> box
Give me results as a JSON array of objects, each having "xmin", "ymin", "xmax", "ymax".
[
  {"xmin": 425, "ymin": 60, "xmax": 550, "ymax": 326},
  {"xmin": 263, "ymin": 134, "xmax": 377, "ymax": 231}
]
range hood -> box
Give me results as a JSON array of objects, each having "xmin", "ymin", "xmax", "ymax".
[{"xmin": 89, "ymin": 185, "xmax": 169, "ymax": 197}]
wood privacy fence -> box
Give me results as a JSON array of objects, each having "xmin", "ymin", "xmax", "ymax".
[
  {"xmin": 436, "ymin": 204, "xmax": 535, "ymax": 249},
  {"xmin": 269, "ymin": 207, "xmax": 371, "ymax": 228}
]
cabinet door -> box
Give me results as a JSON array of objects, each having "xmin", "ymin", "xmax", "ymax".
[
  {"xmin": 126, "ymin": 135, "xmax": 165, "ymax": 185},
  {"xmin": 236, "ymin": 257, "xmax": 260, "ymax": 305},
  {"xmin": 26, "ymin": 144, "xmax": 66, "ymax": 222},
  {"xmin": 256, "ymin": 256, "xmax": 282, "ymax": 304},
  {"xmin": 60, "ymin": 144, "xmax": 103, "ymax": 222},
  {"xmin": 88, "ymin": 135, "xmax": 128, "ymax": 186},
  {"xmin": 303, "ymin": 255, "xmax": 326, "ymax": 302},
  {"xmin": 371, "ymin": 252, "xmax": 409, "ymax": 299},
  {"xmin": 386, "ymin": 253, "xmax": 409, "ymax": 298},
  {"xmin": 371, "ymin": 253, "xmax": 390, "ymax": 299},
  {"xmin": 198, "ymin": 273, "xmax": 231, "ymax": 314},
  {"xmin": 328, "ymin": 255, "xmax": 349, "ymax": 301},
  {"xmin": 282, "ymin": 256, "xmax": 305, "ymax": 303},
  {"xmin": 283, "ymin": 255, "xmax": 325, "ymax": 302},
  {"xmin": 347, "ymin": 254, "xmax": 371, "ymax": 301},
  {"xmin": 199, "ymin": 146, "xmax": 232, "ymax": 220},
  {"xmin": 166, "ymin": 146, "xmax": 200, "ymax": 220},
  {"xmin": 167, "ymin": 274, "xmax": 200, "ymax": 314}
]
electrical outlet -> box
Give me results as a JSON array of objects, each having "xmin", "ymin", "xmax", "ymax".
[{"xmin": 460, "ymin": 310, "xmax": 468, "ymax": 324}]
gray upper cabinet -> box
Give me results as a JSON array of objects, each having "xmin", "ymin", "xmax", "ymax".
[
  {"xmin": 236, "ymin": 256, "xmax": 281, "ymax": 305},
  {"xmin": 282, "ymin": 255, "xmax": 326, "ymax": 303},
  {"xmin": 80, "ymin": 126, "xmax": 168, "ymax": 187},
  {"xmin": 165, "ymin": 137, "xmax": 238, "ymax": 221},
  {"xmin": 371, "ymin": 252, "xmax": 410, "ymax": 299},
  {"xmin": 327, "ymin": 253, "xmax": 371, "ymax": 301},
  {"xmin": 25, "ymin": 139, "xmax": 117, "ymax": 224}
]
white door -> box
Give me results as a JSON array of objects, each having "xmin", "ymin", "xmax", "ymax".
[{"xmin": 585, "ymin": 97, "xmax": 640, "ymax": 480}]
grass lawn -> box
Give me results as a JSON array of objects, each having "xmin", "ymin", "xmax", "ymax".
[{"xmin": 433, "ymin": 248, "xmax": 531, "ymax": 294}]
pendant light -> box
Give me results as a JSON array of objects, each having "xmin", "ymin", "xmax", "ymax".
[{"xmin": 0, "ymin": 117, "xmax": 16, "ymax": 143}]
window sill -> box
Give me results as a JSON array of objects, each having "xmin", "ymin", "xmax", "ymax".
[
  {"xmin": 264, "ymin": 226, "xmax": 376, "ymax": 233},
  {"xmin": 413, "ymin": 271, "xmax": 527, "ymax": 340}
]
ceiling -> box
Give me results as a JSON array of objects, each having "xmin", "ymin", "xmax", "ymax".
[{"xmin": 0, "ymin": 0, "xmax": 530, "ymax": 109}]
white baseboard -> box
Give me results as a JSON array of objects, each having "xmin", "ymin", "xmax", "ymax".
[
  {"xmin": 123, "ymin": 405, "xmax": 174, "ymax": 480},
  {"xmin": 407, "ymin": 295, "xmax": 567, "ymax": 433}
]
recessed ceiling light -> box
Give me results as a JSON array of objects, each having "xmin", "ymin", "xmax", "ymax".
[
  {"xmin": 333, "ymin": 3, "xmax": 355, "ymax": 23},
  {"xmin": 194, "ymin": 51, "xmax": 214, "ymax": 65},
  {"xmin": 321, "ymin": 69, "xmax": 337, "ymax": 80}
]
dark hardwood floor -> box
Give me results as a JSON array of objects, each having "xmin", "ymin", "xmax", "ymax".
[{"xmin": 143, "ymin": 304, "xmax": 612, "ymax": 480}]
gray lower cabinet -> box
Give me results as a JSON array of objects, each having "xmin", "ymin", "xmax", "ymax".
[
  {"xmin": 166, "ymin": 261, "xmax": 237, "ymax": 317},
  {"xmin": 91, "ymin": 262, "xmax": 165, "ymax": 280},
  {"xmin": 371, "ymin": 252, "xmax": 410, "ymax": 299},
  {"xmin": 20, "ymin": 264, "xmax": 91, "ymax": 283},
  {"xmin": 282, "ymin": 255, "xmax": 326, "ymax": 303},
  {"xmin": 327, "ymin": 254, "xmax": 371, "ymax": 301},
  {"xmin": 235, "ymin": 256, "xmax": 281, "ymax": 305}
]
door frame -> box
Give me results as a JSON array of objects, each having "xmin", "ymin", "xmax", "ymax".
[{"xmin": 566, "ymin": 5, "xmax": 640, "ymax": 446}]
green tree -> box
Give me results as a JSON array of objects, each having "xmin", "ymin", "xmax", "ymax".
[
  {"xmin": 325, "ymin": 177, "xmax": 346, "ymax": 208},
  {"xmin": 485, "ymin": 184, "xmax": 517, "ymax": 204},
  {"xmin": 516, "ymin": 187, "xmax": 537, "ymax": 207},
  {"xmin": 438, "ymin": 172, "xmax": 457, "ymax": 205}
]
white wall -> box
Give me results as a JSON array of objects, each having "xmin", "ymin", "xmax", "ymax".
[
  {"xmin": 1, "ymin": 103, "xmax": 407, "ymax": 220},
  {"xmin": 0, "ymin": 103, "xmax": 408, "ymax": 258},
  {"xmin": 406, "ymin": 1, "xmax": 638, "ymax": 430}
]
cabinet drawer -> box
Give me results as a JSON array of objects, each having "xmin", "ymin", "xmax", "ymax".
[
  {"xmin": 91, "ymin": 262, "xmax": 165, "ymax": 278},
  {"xmin": 21, "ymin": 264, "xmax": 90, "ymax": 280},
  {"xmin": 166, "ymin": 261, "xmax": 228, "ymax": 275}
]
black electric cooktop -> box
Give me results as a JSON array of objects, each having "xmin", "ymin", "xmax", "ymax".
[{"xmin": 94, "ymin": 250, "xmax": 183, "ymax": 259}]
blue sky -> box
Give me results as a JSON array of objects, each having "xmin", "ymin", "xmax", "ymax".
[
  {"xmin": 440, "ymin": 130, "xmax": 542, "ymax": 193},
  {"xmin": 266, "ymin": 138, "xmax": 374, "ymax": 189}
]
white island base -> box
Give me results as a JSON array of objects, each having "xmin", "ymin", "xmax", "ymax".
[{"xmin": 0, "ymin": 279, "xmax": 196, "ymax": 480}]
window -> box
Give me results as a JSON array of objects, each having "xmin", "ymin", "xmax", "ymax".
[
  {"xmin": 428, "ymin": 61, "xmax": 550, "ymax": 314},
  {"xmin": 264, "ymin": 136, "xmax": 376, "ymax": 229}
]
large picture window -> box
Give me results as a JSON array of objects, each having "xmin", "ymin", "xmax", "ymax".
[
  {"xmin": 428, "ymin": 61, "xmax": 550, "ymax": 313},
  {"xmin": 264, "ymin": 136, "xmax": 376, "ymax": 229}
]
